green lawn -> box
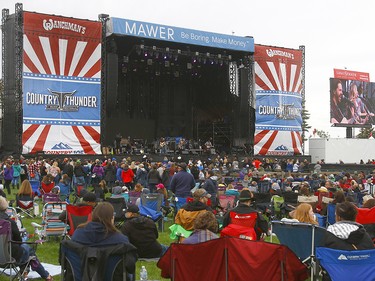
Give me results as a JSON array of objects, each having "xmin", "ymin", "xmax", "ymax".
[{"xmin": 0, "ymin": 188, "xmax": 281, "ymax": 281}]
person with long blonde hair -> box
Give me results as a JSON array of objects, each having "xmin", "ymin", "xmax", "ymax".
[
  {"xmin": 293, "ymin": 203, "xmax": 318, "ymax": 225},
  {"xmin": 18, "ymin": 179, "xmax": 34, "ymax": 199}
]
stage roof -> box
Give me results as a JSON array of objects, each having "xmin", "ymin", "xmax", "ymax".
[{"xmin": 106, "ymin": 17, "xmax": 254, "ymax": 52}]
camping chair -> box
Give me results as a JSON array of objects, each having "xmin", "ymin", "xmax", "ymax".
[
  {"xmin": 140, "ymin": 193, "xmax": 164, "ymax": 231},
  {"xmin": 258, "ymin": 180, "xmax": 271, "ymax": 193},
  {"xmin": 326, "ymin": 203, "xmax": 336, "ymax": 227},
  {"xmin": 40, "ymin": 182, "xmax": 55, "ymax": 195},
  {"xmin": 253, "ymin": 192, "xmax": 271, "ymax": 213},
  {"xmin": 157, "ymin": 236, "xmax": 308, "ymax": 281},
  {"xmin": 42, "ymin": 193, "xmax": 61, "ymax": 204},
  {"xmin": 66, "ymin": 204, "xmax": 93, "ymax": 237},
  {"xmin": 5, "ymin": 207, "xmax": 27, "ymax": 241},
  {"xmin": 271, "ymin": 195, "xmax": 285, "ymax": 219},
  {"xmin": 32, "ymin": 202, "xmax": 68, "ymax": 240},
  {"xmin": 60, "ymin": 239, "xmax": 137, "ymax": 281},
  {"xmin": 127, "ymin": 191, "xmax": 141, "ymax": 205},
  {"xmin": 107, "ymin": 197, "xmax": 127, "ymax": 229},
  {"xmin": 217, "ymin": 195, "xmax": 236, "ymax": 214},
  {"xmin": 15, "ymin": 195, "xmax": 34, "ymax": 218},
  {"xmin": 356, "ymin": 207, "xmax": 375, "ymax": 243},
  {"xmin": 0, "ymin": 219, "xmax": 37, "ymax": 281},
  {"xmin": 220, "ymin": 211, "xmax": 258, "ymax": 240},
  {"xmin": 29, "ymin": 180, "xmax": 41, "ymax": 197},
  {"xmin": 316, "ymin": 247, "xmax": 375, "ymax": 281},
  {"xmin": 271, "ymin": 220, "xmax": 327, "ymax": 281},
  {"xmin": 58, "ymin": 182, "xmax": 71, "ymax": 203}
]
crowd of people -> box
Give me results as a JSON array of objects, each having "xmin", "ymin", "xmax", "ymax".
[{"xmin": 0, "ymin": 153, "xmax": 374, "ymax": 279}]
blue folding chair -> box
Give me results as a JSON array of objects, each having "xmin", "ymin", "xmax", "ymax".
[
  {"xmin": 271, "ymin": 221, "xmax": 327, "ymax": 280},
  {"xmin": 30, "ymin": 180, "xmax": 41, "ymax": 197},
  {"xmin": 316, "ymin": 247, "xmax": 375, "ymax": 281},
  {"xmin": 140, "ymin": 193, "xmax": 164, "ymax": 231},
  {"xmin": 326, "ymin": 203, "xmax": 336, "ymax": 226}
]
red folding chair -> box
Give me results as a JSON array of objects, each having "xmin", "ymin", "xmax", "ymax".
[{"xmin": 66, "ymin": 204, "xmax": 93, "ymax": 237}]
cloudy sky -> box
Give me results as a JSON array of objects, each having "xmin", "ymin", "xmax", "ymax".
[{"xmin": 2, "ymin": 0, "xmax": 375, "ymax": 139}]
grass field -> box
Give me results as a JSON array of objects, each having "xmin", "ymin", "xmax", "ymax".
[{"xmin": 0, "ymin": 187, "xmax": 279, "ymax": 281}]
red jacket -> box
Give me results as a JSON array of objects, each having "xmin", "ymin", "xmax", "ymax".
[{"xmin": 121, "ymin": 168, "xmax": 134, "ymax": 183}]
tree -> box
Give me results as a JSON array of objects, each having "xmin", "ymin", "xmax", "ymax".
[
  {"xmin": 357, "ymin": 127, "xmax": 374, "ymax": 139},
  {"xmin": 301, "ymin": 99, "xmax": 311, "ymax": 142},
  {"xmin": 316, "ymin": 129, "xmax": 330, "ymax": 138}
]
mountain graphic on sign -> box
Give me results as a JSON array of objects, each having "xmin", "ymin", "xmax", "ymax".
[
  {"xmin": 275, "ymin": 145, "xmax": 288, "ymax": 151},
  {"xmin": 51, "ymin": 142, "xmax": 72, "ymax": 150}
]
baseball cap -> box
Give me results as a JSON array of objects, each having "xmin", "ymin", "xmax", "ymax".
[
  {"xmin": 156, "ymin": 183, "xmax": 165, "ymax": 190},
  {"xmin": 126, "ymin": 204, "xmax": 139, "ymax": 214}
]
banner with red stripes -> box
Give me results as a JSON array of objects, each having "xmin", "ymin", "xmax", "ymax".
[
  {"xmin": 254, "ymin": 45, "xmax": 303, "ymax": 156},
  {"xmin": 22, "ymin": 12, "xmax": 102, "ymax": 154}
]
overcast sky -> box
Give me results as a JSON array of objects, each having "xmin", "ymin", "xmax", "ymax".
[{"xmin": 2, "ymin": 0, "xmax": 374, "ymax": 139}]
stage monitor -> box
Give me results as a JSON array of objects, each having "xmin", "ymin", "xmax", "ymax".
[
  {"xmin": 21, "ymin": 12, "xmax": 102, "ymax": 155},
  {"xmin": 330, "ymin": 77, "xmax": 375, "ymax": 127}
]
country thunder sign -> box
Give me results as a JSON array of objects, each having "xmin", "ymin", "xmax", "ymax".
[
  {"xmin": 22, "ymin": 12, "xmax": 102, "ymax": 154},
  {"xmin": 254, "ymin": 45, "xmax": 303, "ymax": 155}
]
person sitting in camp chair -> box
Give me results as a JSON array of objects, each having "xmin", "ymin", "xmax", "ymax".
[
  {"xmin": 121, "ymin": 204, "xmax": 168, "ymax": 258},
  {"xmin": 182, "ymin": 211, "xmax": 219, "ymax": 244},
  {"xmin": 221, "ymin": 189, "xmax": 268, "ymax": 240},
  {"xmin": 325, "ymin": 201, "xmax": 373, "ymax": 250},
  {"xmin": 174, "ymin": 189, "xmax": 212, "ymax": 231},
  {"xmin": 0, "ymin": 196, "xmax": 53, "ymax": 280}
]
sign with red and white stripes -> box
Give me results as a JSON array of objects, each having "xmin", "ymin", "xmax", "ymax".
[{"xmin": 22, "ymin": 12, "xmax": 102, "ymax": 154}]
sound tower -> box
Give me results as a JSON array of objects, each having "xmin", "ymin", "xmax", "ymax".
[{"xmin": 106, "ymin": 52, "xmax": 118, "ymax": 115}]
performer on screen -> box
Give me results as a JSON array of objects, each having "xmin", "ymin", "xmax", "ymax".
[{"xmin": 330, "ymin": 79, "xmax": 352, "ymax": 124}]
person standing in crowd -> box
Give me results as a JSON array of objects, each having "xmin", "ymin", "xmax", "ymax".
[
  {"xmin": 201, "ymin": 170, "xmax": 218, "ymax": 208},
  {"xmin": 121, "ymin": 204, "xmax": 168, "ymax": 258},
  {"xmin": 170, "ymin": 163, "xmax": 195, "ymax": 198},
  {"xmin": 28, "ymin": 159, "xmax": 39, "ymax": 181},
  {"xmin": 3, "ymin": 161, "xmax": 13, "ymax": 195},
  {"xmin": 11, "ymin": 159, "xmax": 21, "ymax": 190},
  {"xmin": 147, "ymin": 164, "xmax": 161, "ymax": 193},
  {"xmin": 135, "ymin": 163, "xmax": 148, "ymax": 187},
  {"xmin": 49, "ymin": 161, "xmax": 61, "ymax": 185},
  {"xmin": 91, "ymin": 160, "xmax": 104, "ymax": 187},
  {"xmin": 325, "ymin": 201, "xmax": 373, "ymax": 250},
  {"xmin": 104, "ymin": 161, "xmax": 116, "ymax": 190},
  {"xmin": 73, "ymin": 160, "xmax": 86, "ymax": 188},
  {"xmin": 121, "ymin": 164, "xmax": 135, "ymax": 190}
]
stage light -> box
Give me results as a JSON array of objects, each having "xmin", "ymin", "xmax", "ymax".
[
  {"xmin": 193, "ymin": 58, "xmax": 197, "ymax": 63},
  {"xmin": 163, "ymin": 54, "xmax": 168, "ymax": 60},
  {"xmin": 144, "ymin": 52, "xmax": 148, "ymax": 57}
]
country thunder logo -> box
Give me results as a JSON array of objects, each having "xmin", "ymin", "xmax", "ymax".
[{"xmin": 25, "ymin": 89, "xmax": 98, "ymax": 112}]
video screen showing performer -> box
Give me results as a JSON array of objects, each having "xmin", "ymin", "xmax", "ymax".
[{"xmin": 330, "ymin": 78, "xmax": 375, "ymax": 125}]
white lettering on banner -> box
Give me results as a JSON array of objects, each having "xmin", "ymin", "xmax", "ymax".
[
  {"xmin": 266, "ymin": 49, "xmax": 294, "ymax": 60},
  {"xmin": 258, "ymin": 105, "xmax": 301, "ymax": 120},
  {"xmin": 228, "ymin": 38, "xmax": 246, "ymax": 48},
  {"xmin": 26, "ymin": 91, "xmax": 97, "ymax": 112},
  {"xmin": 125, "ymin": 22, "xmax": 175, "ymax": 40},
  {"xmin": 45, "ymin": 150, "xmax": 84, "ymax": 154},
  {"xmin": 212, "ymin": 36, "xmax": 227, "ymax": 44},
  {"xmin": 43, "ymin": 19, "xmax": 86, "ymax": 35},
  {"xmin": 190, "ymin": 33, "xmax": 209, "ymax": 44}
]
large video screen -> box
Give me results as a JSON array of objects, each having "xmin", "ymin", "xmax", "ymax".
[{"xmin": 330, "ymin": 78, "xmax": 375, "ymax": 126}]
